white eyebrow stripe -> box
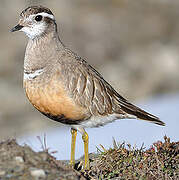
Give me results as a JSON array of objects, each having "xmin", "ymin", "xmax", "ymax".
[
  {"xmin": 27, "ymin": 12, "xmax": 55, "ymax": 22},
  {"xmin": 35, "ymin": 12, "xmax": 55, "ymax": 20}
]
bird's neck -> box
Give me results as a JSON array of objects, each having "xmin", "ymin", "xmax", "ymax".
[{"xmin": 24, "ymin": 30, "xmax": 64, "ymax": 73}]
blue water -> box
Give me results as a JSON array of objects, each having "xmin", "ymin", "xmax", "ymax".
[{"xmin": 18, "ymin": 93, "xmax": 179, "ymax": 160}]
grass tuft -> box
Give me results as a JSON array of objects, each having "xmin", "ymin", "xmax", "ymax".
[{"xmin": 86, "ymin": 136, "xmax": 179, "ymax": 179}]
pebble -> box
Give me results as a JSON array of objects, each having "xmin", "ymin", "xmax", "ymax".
[
  {"xmin": 0, "ymin": 171, "xmax": 5, "ymax": 176},
  {"xmin": 14, "ymin": 156, "xmax": 24, "ymax": 163},
  {"xmin": 30, "ymin": 169, "xmax": 46, "ymax": 179}
]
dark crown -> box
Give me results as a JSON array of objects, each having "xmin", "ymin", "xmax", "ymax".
[{"xmin": 20, "ymin": 6, "xmax": 53, "ymax": 17}]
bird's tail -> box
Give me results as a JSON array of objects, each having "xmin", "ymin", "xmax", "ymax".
[{"xmin": 117, "ymin": 97, "xmax": 165, "ymax": 126}]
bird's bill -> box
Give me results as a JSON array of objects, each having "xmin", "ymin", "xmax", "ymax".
[{"xmin": 10, "ymin": 24, "xmax": 24, "ymax": 32}]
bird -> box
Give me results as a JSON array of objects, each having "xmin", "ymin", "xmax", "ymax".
[{"xmin": 11, "ymin": 5, "xmax": 165, "ymax": 170}]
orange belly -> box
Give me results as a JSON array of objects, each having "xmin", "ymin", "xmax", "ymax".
[{"xmin": 24, "ymin": 78, "xmax": 87, "ymax": 122}]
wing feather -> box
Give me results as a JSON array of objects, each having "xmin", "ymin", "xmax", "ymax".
[{"xmin": 58, "ymin": 49, "xmax": 165, "ymax": 126}]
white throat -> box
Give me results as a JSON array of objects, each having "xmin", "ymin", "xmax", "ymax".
[{"xmin": 20, "ymin": 23, "xmax": 46, "ymax": 39}]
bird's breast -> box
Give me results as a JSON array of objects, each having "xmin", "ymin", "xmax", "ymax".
[{"xmin": 24, "ymin": 76, "xmax": 88, "ymax": 123}]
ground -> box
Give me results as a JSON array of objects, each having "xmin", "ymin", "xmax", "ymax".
[{"xmin": 0, "ymin": 136, "xmax": 178, "ymax": 180}]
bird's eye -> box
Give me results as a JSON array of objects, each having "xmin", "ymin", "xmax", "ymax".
[{"xmin": 35, "ymin": 15, "xmax": 43, "ymax": 22}]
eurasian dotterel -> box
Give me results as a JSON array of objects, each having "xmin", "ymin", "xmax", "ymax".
[{"xmin": 11, "ymin": 6, "xmax": 165, "ymax": 169}]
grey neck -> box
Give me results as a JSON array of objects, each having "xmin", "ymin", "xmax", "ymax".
[{"xmin": 24, "ymin": 30, "xmax": 64, "ymax": 73}]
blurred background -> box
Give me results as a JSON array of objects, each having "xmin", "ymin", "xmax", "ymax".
[{"xmin": 0, "ymin": 0, "xmax": 178, "ymax": 156}]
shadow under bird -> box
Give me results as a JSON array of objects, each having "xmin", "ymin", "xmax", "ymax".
[{"xmin": 11, "ymin": 6, "xmax": 165, "ymax": 169}]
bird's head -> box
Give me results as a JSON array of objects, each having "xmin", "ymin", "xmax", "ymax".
[{"xmin": 11, "ymin": 6, "xmax": 56, "ymax": 39}]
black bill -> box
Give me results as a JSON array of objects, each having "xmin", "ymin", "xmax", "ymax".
[{"xmin": 10, "ymin": 24, "xmax": 24, "ymax": 32}]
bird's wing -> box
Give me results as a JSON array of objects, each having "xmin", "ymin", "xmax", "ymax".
[
  {"xmin": 58, "ymin": 49, "xmax": 165, "ymax": 126},
  {"xmin": 57, "ymin": 49, "xmax": 123, "ymax": 117}
]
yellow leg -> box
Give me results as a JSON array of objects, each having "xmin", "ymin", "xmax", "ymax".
[
  {"xmin": 82, "ymin": 131, "xmax": 90, "ymax": 169},
  {"xmin": 70, "ymin": 128, "xmax": 77, "ymax": 167}
]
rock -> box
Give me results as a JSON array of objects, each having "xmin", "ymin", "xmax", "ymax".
[
  {"xmin": 0, "ymin": 171, "xmax": 5, "ymax": 176},
  {"xmin": 0, "ymin": 139, "xmax": 86, "ymax": 180},
  {"xmin": 30, "ymin": 168, "xmax": 46, "ymax": 179},
  {"xmin": 14, "ymin": 156, "xmax": 24, "ymax": 163}
]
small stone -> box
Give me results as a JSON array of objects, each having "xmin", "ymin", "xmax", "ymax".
[
  {"xmin": 30, "ymin": 169, "xmax": 46, "ymax": 179},
  {"xmin": 0, "ymin": 170, "xmax": 5, "ymax": 176},
  {"xmin": 14, "ymin": 156, "xmax": 24, "ymax": 163}
]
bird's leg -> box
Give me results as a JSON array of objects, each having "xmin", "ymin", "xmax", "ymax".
[
  {"xmin": 70, "ymin": 128, "xmax": 77, "ymax": 167},
  {"xmin": 82, "ymin": 131, "xmax": 90, "ymax": 169}
]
